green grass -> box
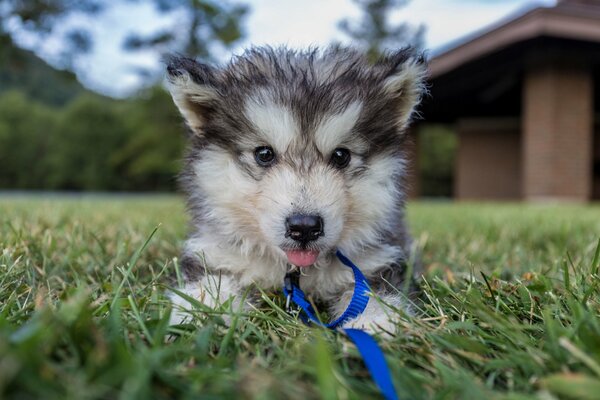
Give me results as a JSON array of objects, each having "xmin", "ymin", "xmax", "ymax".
[{"xmin": 1, "ymin": 196, "xmax": 600, "ymax": 399}]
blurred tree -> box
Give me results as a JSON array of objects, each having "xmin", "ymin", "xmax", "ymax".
[
  {"xmin": 110, "ymin": 87, "xmax": 184, "ymax": 191},
  {"xmin": 123, "ymin": 0, "xmax": 248, "ymax": 61},
  {"xmin": 0, "ymin": 34, "xmax": 86, "ymax": 106},
  {"xmin": 1, "ymin": 0, "xmax": 248, "ymax": 75},
  {"xmin": 339, "ymin": 0, "xmax": 424, "ymax": 60},
  {"xmin": 0, "ymin": 87, "xmax": 186, "ymax": 192},
  {"xmin": 418, "ymin": 126, "xmax": 457, "ymax": 197},
  {"xmin": 0, "ymin": 1, "xmax": 101, "ymax": 70},
  {"xmin": 0, "ymin": 91, "xmax": 56, "ymax": 189},
  {"xmin": 0, "ymin": 0, "xmax": 248, "ymax": 192},
  {"xmin": 47, "ymin": 94, "xmax": 131, "ymax": 190}
]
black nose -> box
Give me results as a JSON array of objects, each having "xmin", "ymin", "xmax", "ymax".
[{"xmin": 285, "ymin": 214, "xmax": 324, "ymax": 243}]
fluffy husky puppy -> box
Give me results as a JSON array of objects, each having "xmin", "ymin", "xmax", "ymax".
[{"xmin": 167, "ymin": 46, "xmax": 426, "ymax": 334}]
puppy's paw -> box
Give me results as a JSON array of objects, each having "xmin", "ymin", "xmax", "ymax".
[
  {"xmin": 334, "ymin": 293, "xmax": 410, "ymax": 338},
  {"xmin": 341, "ymin": 311, "xmax": 399, "ymax": 337},
  {"xmin": 169, "ymin": 282, "xmax": 205, "ymax": 326},
  {"xmin": 169, "ymin": 276, "xmax": 252, "ymax": 328}
]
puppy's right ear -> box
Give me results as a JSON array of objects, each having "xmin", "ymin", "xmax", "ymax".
[{"xmin": 166, "ymin": 56, "xmax": 220, "ymax": 135}]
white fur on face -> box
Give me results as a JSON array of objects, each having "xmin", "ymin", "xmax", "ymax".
[
  {"xmin": 244, "ymin": 99, "xmax": 299, "ymax": 153},
  {"xmin": 255, "ymin": 163, "xmax": 347, "ymax": 253},
  {"xmin": 190, "ymin": 144, "xmax": 275, "ymax": 264},
  {"xmin": 314, "ymin": 101, "xmax": 365, "ymax": 156},
  {"xmin": 340, "ymin": 154, "xmax": 406, "ymax": 253},
  {"xmin": 189, "ymin": 143, "xmax": 348, "ymax": 286},
  {"xmin": 194, "ymin": 94, "xmax": 403, "ymax": 268},
  {"xmin": 192, "ymin": 97, "xmax": 362, "ymax": 264},
  {"xmin": 185, "ymin": 95, "xmax": 408, "ymax": 298}
]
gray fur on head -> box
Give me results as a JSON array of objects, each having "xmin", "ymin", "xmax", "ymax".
[{"xmin": 167, "ymin": 46, "xmax": 426, "ymax": 152}]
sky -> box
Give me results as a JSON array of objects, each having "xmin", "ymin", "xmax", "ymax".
[{"xmin": 13, "ymin": 0, "xmax": 557, "ymax": 97}]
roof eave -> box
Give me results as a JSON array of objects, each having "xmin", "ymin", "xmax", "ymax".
[{"xmin": 429, "ymin": 5, "xmax": 600, "ymax": 78}]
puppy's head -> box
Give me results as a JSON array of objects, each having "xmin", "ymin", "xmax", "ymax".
[{"xmin": 167, "ymin": 47, "xmax": 426, "ymax": 268}]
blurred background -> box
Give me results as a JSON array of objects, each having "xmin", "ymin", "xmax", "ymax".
[{"xmin": 3, "ymin": 0, "xmax": 598, "ymax": 202}]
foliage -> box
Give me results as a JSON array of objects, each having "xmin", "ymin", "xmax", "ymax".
[
  {"xmin": 0, "ymin": 34, "xmax": 86, "ymax": 106},
  {"xmin": 111, "ymin": 87, "xmax": 185, "ymax": 191},
  {"xmin": 418, "ymin": 125, "xmax": 457, "ymax": 198},
  {"xmin": 46, "ymin": 94, "xmax": 133, "ymax": 190},
  {"xmin": 0, "ymin": 0, "xmax": 247, "ymax": 192},
  {"xmin": 0, "ymin": 88, "xmax": 184, "ymax": 192},
  {"xmin": 0, "ymin": 198, "xmax": 600, "ymax": 398},
  {"xmin": 0, "ymin": 91, "xmax": 56, "ymax": 189},
  {"xmin": 338, "ymin": 0, "xmax": 425, "ymax": 61}
]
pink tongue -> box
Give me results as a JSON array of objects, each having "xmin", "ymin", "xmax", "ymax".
[{"xmin": 285, "ymin": 250, "xmax": 320, "ymax": 267}]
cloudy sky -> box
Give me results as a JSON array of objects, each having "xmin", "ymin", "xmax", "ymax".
[
  {"xmin": 19, "ymin": 0, "xmax": 557, "ymax": 96},
  {"xmin": 245, "ymin": 0, "xmax": 556, "ymax": 52}
]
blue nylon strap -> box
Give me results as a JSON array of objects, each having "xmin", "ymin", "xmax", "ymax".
[
  {"xmin": 283, "ymin": 250, "xmax": 399, "ymax": 400},
  {"xmin": 331, "ymin": 250, "xmax": 371, "ymax": 328},
  {"xmin": 344, "ymin": 328, "xmax": 399, "ymax": 400}
]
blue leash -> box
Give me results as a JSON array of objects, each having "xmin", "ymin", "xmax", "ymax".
[{"xmin": 283, "ymin": 250, "xmax": 399, "ymax": 400}]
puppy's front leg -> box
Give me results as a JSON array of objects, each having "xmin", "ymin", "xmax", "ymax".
[
  {"xmin": 329, "ymin": 287, "xmax": 409, "ymax": 336},
  {"xmin": 170, "ymin": 253, "xmax": 251, "ymax": 325},
  {"xmin": 170, "ymin": 271, "xmax": 249, "ymax": 324}
]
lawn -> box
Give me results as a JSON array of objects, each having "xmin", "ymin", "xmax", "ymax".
[{"xmin": 1, "ymin": 196, "xmax": 600, "ymax": 399}]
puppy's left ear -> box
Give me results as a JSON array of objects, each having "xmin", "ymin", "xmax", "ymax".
[
  {"xmin": 166, "ymin": 56, "xmax": 221, "ymax": 136},
  {"xmin": 378, "ymin": 49, "xmax": 428, "ymax": 130}
]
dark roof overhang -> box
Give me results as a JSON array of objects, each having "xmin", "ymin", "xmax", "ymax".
[
  {"xmin": 430, "ymin": 2, "xmax": 600, "ymax": 79},
  {"xmin": 421, "ymin": 2, "xmax": 600, "ymax": 124}
]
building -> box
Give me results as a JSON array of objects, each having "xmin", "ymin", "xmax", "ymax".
[{"xmin": 417, "ymin": 0, "xmax": 600, "ymax": 202}]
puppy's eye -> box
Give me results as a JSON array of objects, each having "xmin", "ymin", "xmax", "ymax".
[
  {"xmin": 330, "ymin": 148, "xmax": 351, "ymax": 169},
  {"xmin": 254, "ymin": 146, "xmax": 276, "ymax": 167}
]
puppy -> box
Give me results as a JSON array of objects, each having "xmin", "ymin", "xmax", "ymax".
[{"xmin": 167, "ymin": 46, "xmax": 426, "ymax": 334}]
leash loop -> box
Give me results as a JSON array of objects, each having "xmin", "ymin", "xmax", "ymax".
[{"xmin": 283, "ymin": 250, "xmax": 400, "ymax": 400}]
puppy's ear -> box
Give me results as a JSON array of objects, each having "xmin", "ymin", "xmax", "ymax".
[
  {"xmin": 378, "ymin": 49, "xmax": 428, "ymax": 130},
  {"xmin": 166, "ymin": 56, "xmax": 220, "ymax": 135}
]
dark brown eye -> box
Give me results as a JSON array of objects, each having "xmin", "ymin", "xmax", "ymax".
[
  {"xmin": 330, "ymin": 148, "xmax": 351, "ymax": 169},
  {"xmin": 254, "ymin": 146, "xmax": 276, "ymax": 167}
]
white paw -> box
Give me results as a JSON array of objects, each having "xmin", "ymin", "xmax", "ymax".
[
  {"xmin": 169, "ymin": 277, "xmax": 245, "ymax": 327},
  {"xmin": 169, "ymin": 282, "xmax": 204, "ymax": 326},
  {"xmin": 335, "ymin": 293, "xmax": 409, "ymax": 337},
  {"xmin": 341, "ymin": 311, "xmax": 399, "ymax": 336}
]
